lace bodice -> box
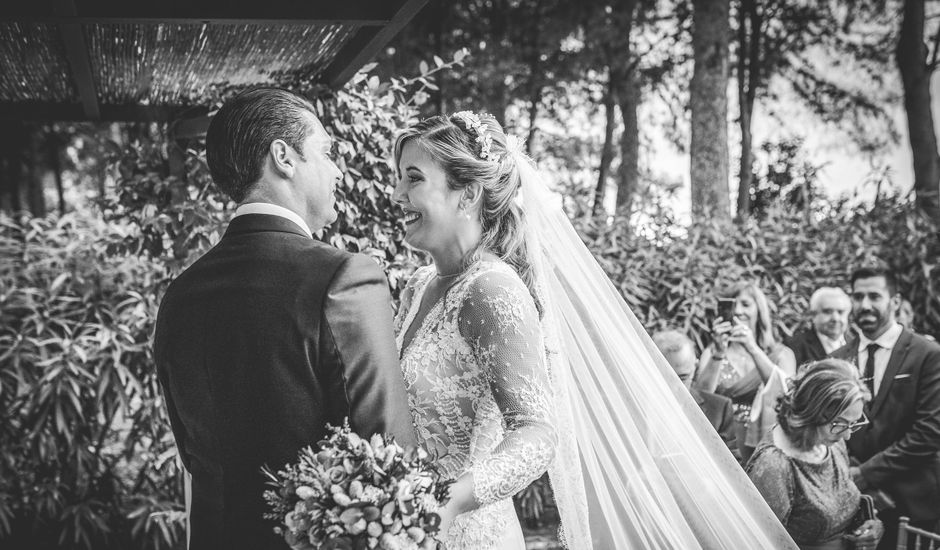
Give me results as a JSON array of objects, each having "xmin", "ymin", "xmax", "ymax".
[{"xmin": 395, "ymin": 260, "xmax": 558, "ymax": 549}]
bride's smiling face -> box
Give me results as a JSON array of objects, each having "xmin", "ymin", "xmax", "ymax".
[{"xmin": 393, "ymin": 140, "xmax": 464, "ymax": 253}]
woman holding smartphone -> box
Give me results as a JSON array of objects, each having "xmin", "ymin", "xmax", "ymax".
[{"xmin": 695, "ymin": 281, "xmax": 797, "ymax": 461}]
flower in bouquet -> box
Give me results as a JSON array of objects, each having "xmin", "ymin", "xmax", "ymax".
[{"xmin": 263, "ymin": 421, "xmax": 451, "ymax": 550}]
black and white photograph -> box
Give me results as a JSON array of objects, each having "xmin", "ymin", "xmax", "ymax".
[{"xmin": 1, "ymin": 1, "xmax": 939, "ymax": 549}]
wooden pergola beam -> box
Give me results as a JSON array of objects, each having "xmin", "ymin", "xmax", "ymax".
[
  {"xmin": 0, "ymin": 102, "xmax": 207, "ymax": 122},
  {"xmin": 0, "ymin": 0, "xmax": 427, "ymax": 122},
  {"xmin": 53, "ymin": 0, "xmax": 99, "ymax": 120},
  {"xmin": 322, "ymin": 0, "xmax": 429, "ymax": 88},
  {"xmin": 1, "ymin": 0, "xmax": 394, "ymax": 25}
]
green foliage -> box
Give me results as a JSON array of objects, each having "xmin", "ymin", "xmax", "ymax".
[
  {"xmin": 100, "ymin": 56, "xmax": 469, "ymax": 296},
  {"xmin": 749, "ymin": 138, "xmax": 825, "ymax": 219},
  {"xmin": 0, "ymin": 214, "xmax": 184, "ymax": 550},
  {"xmin": 514, "ymin": 473, "xmax": 555, "ymax": 528},
  {"xmin": 575, "ymin": 194, "xmax": 940, "ymax": 352}
]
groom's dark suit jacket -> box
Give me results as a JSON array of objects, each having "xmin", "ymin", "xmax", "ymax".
[
  {"xmin": 831, "ymin": 329, "xmax": 940, "ymax": 521},
  {"xmin": 154, "ymin": 214, "xmax": 416, "ymax": 550}
]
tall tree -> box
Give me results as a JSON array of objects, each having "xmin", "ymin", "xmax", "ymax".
[
  {"xmin": 729, "ymin": 1, "xmax": 901, "ymax": 219},
  {"xmin": 587, "ymin": 0, "xmax": 640, "ymax": 217},
  {"xmin": 734, "ymin": 0, "xmax": 761, "ymax": 218},
  {"xmin": 898, "ymin": 0, "xmax": 940, "ymax": 220},
  {"xmin": 616, "ymin": 68, "xmax": 640, "ymax": 213},
  {"xmin": 690, "ymin": 0, "xmax": 732, "ymax": 222}
]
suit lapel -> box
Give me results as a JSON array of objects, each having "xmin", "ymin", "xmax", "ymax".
[
  {"xmin": 832, "ymin": 340, "xmax": 859, "ymax": 364},
  {"xmin": 870, "ymin": 330, "xmax": 913, "ymax": 417},
  {"xmin": 808, "ymin": 330, "xmax": 827, "ymax": 362}
]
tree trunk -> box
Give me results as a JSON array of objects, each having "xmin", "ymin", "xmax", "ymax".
[
  {"xmin": 593, "ymin": 86, "xmax": 617, "ymax": 217},
  {"xmin": 0, "ymin": 122, "xmax": 25, "ymax": 214},
  {"xmin": 525, "ymin": 85, "xmax": 542, "ymax": 155},
  {"xmin": 898, "ymin": 0, "xmax": 940, "ymax": 220},
  {"xmin": 690, "ymin": 0, "xmax": 732, "ymax": 223},
  {"xmin": 524, "ymin": 1, "xmax": 543, "ymax": 154},
  {"xmin": 616, "ymin": 70, "xmax": 640, "ymax": 215},
  {"xmin": 27, "ymin": 125, "xmax": 46, "ymax": 217},
  {"xmin": 433, "ymin": 0, "xmax": 446, "ymax": 114},
  {"xmin": 736, "ymin": 0, "xmax": 761, "ymax": 220},
  {"xmin": 47, "ymin": 132, "xmax": 66, "ymax": 215}
]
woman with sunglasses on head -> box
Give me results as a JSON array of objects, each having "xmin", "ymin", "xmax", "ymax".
[{"xmin": 746, "ymin": 359, "xmax": 884, "ymax": 549}]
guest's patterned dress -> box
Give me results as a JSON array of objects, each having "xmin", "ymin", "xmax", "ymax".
[{"xmin": 747, "ymin": 434, "xmax": 861, "ymax": 550}]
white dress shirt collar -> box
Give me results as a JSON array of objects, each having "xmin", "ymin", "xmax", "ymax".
[
  {"xmin": 232, "ymin": 202, "xmax": 313, "ymax": 239},
  {"xmin": 857, "ymin": 321, "xmax": 903, "ymax": 352},
  {"xmin": 816, "ymin": 331, "xmax": 846, "ymax": 354}
]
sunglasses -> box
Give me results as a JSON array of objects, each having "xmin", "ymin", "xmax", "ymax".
[{"xmin": 831, "ymin": 413, "xmax": 869, "ymax": 435}]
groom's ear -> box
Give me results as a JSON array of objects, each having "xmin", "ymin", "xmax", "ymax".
[{"xmin": 269, "ymin": 139, "xmax": 296, "ymax": 179}]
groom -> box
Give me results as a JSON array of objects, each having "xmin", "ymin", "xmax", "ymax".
[{"xmin": 153, "ymin": 88, "xmax": 416, "ymax": 549}]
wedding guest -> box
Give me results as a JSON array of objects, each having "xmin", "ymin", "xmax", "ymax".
[
  {"xmin": 746, "ymin": 359, "xmax": 883, "ymax": 550},
  {"xmin": 896, "ymin": 299, "xmax": 914, "ymax": 330},
  {"xmin": 832, "ymin": 266, "xmax": 940, "ymax": 549},
  {"xmin": 896, "ymin": 298, "xmax": 936, "ymax": 342},
  {"xmin": 652, "ymin": 330, "xmax": 738, "ymax": 459},
  {"xmin": 786, "ymin": 287, "xmax": 856, "ymax": 368},
  {"xmin": 695, "ymin": 282, "xmax": 796, "ymax": 462}
]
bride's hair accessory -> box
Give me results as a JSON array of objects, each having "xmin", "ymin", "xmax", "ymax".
[{"xmin": 452, "ymin": 111, "xmax": 498, "ymax": 163}]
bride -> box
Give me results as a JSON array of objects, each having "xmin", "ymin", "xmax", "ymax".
[{"xmin": 391, "ymin": 111, "xmax": 797, "ymax": 549}]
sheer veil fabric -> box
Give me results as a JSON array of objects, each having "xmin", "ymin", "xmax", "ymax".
[{"xmin": 509, "ymin": 143, "xmax": 796, "ymax": 549}]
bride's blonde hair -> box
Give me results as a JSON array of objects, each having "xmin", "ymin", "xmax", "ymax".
[{"xmin": 393, "ymin": 113, "xmax": 543, "ymax": 317}]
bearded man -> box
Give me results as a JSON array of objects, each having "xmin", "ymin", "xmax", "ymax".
[{"xmin": 832, "ymin": 266, "xmax": 940, "ymax": 549}]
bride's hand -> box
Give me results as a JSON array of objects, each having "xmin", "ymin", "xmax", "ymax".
[{"xmin": 432, "ymin": 474, "xmax": 475, "ymax": 547}]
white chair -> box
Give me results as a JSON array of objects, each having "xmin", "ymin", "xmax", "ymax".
[{"xmin": 896, "ymin": 516, "xmax": 940, "ymax": 550}]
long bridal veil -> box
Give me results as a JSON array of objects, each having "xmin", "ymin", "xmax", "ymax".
[{"xmin": 510, "ymin": 146, "xmax": 796, "ymax": 549}]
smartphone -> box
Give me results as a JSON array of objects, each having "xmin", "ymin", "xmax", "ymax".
[
  {"xmin": 705, "ymin": 306, "xmax": 717, "ymax": 328},
  {"xmin": 717, "ymin": 299, "xmax": 735, "ymax": 324}
]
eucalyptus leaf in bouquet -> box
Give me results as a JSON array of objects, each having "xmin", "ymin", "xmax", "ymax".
[{"xmin": 263, "ymin": 421, "xmax": 451, "ymax": 550}]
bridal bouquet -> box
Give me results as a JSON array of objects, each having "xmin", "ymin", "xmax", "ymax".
[{"xmin": 263, "ymin": 422, "xmax": 450, "ymax": 550}]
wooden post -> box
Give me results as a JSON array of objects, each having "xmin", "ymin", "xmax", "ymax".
[{"xmin": 898, "ymin": 515, "xmax": 909, "ymax": 550}]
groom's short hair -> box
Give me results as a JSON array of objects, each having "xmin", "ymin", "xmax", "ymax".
[{"xmin": 206, "ymin": 87, "xmax": 318, "ymax": 202}]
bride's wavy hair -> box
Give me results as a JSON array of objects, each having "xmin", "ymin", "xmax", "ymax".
[
  {"xmin": 776, "ymin": 358, "xmax": 869, "ymax": 450},
  {"xmin": 393, "ymin": 113, "xmax": 543, "ymax": 317}
]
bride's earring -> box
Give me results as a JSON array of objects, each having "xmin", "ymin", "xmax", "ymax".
[{"xmin": 459, "ymin": 203, "xmax": 472, "ymax": 220}]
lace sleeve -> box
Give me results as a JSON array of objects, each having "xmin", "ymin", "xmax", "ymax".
[
  {"xmin": 393, "ymin": 266, "xmax": 429, "ymax": 334},
  {"xmin": 458, "ymin": 268, "xmax": 558, "ymax": 506}
]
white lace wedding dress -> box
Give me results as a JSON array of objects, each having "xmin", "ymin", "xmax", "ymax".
[{"xmin": 395, "ymin": 260, "xmax": 557, "ymax": 550}]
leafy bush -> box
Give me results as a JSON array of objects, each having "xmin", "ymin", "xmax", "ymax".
[
  {"xmin": 100, "ymin": 56, "xmax": 469, "ymax": 296},
  {"xmin": 0, "ymin": 214, "xmax": 183, "ymax": 550},
  {"xmin": 574, "ymin": 195, "xmax": 940, "ymax": 351}
]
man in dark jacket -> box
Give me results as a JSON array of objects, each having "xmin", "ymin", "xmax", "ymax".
[
  {"xmin": 652, "ymin": 330, "xmax": 739, "ymax": 462},
  {"xmin": 153, "ymin": 88, "xmax": 416, "ymax": 550},
  {"xmin": 832, "ymin": 266, "xmax": 940, "ymax": 549}
]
